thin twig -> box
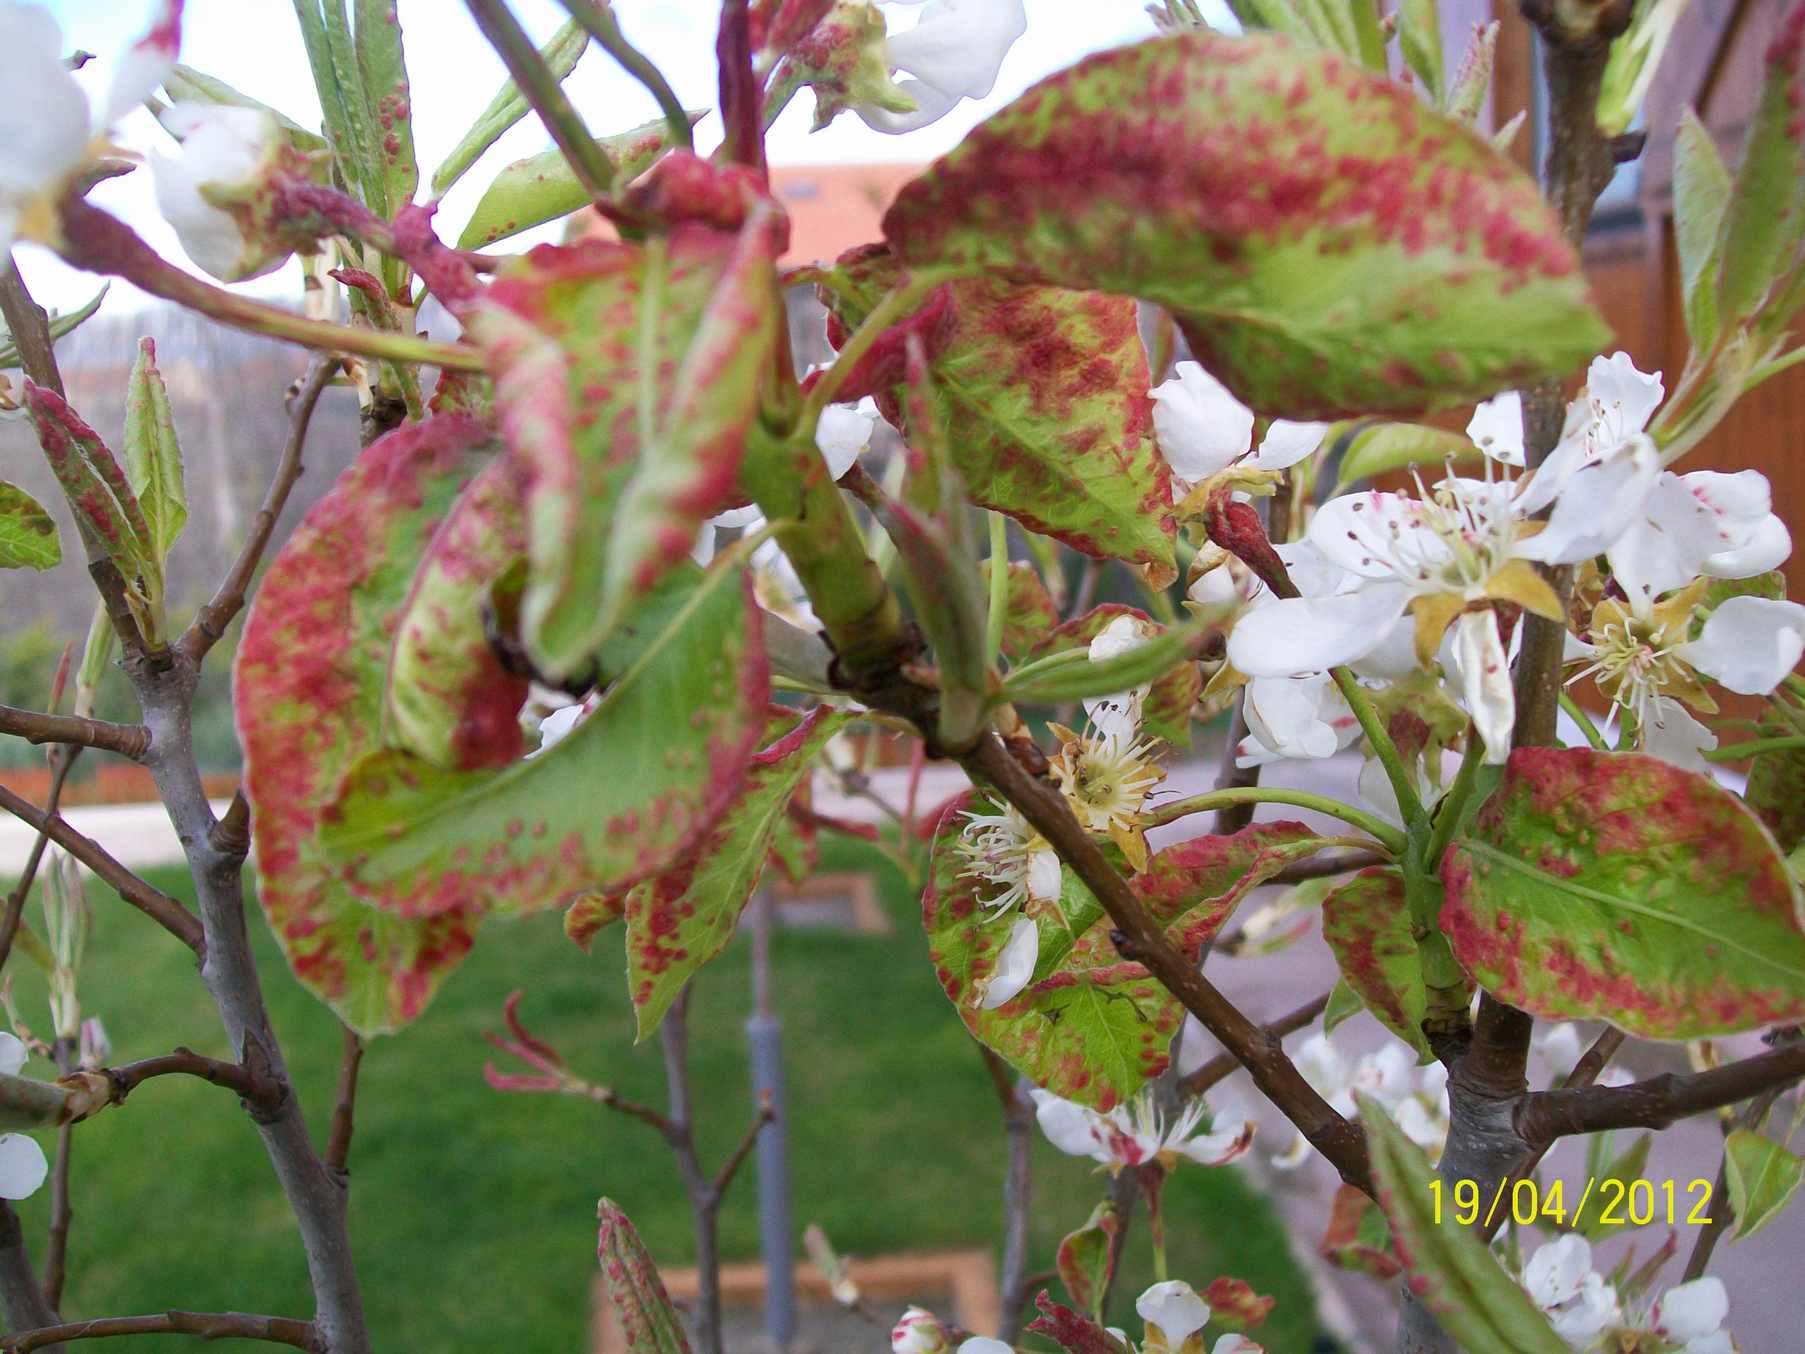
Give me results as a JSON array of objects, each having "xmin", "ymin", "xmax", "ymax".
[
  {"xmin": 1267, "ymin": 849, "xmax": 1388, "ymax": 886},
  {"xmin": 181, "ymin": 357, "xmax": 338, "ymax": 662},
  {"xmin": 557, "ymin": 0, "xmax": 694, "ymax": 153},
  {"xmin": 0, "ymin": 784, "xmax": 202, "ymax": 953},
  {"xmin": 105, "ymin": 1047, "xmax": 280, "ymax": 1110},
  {"xmin": 1176, "ymin": 992, "xmax": 1332, "ymax": 1099},
  {"xmin": 1519, "ymin": 1041, "xmax": 1805, "ymax": 1144},
  {"xmin": 1563, "ymin": 1029, "xmax": 1627, "ymax": 1092},
  {"xmin": 0, "ymin": 707, "xmax": 148, "ymax": 759},
  {"xmin": 658, "ymin": 989, "xmax": 723, "ymax": 1354},
  {"xmin": 0, "ymin": 261, "xmax": 65, "ymax": 395},
  {"xmin": 0, "ymin": 1201, "xmax": 60, "ymax": 1341},
  {"xmin": 41, "ymin": 1123, "xmax": 72, "ymax": 1310},
  {"xmin": 324, "ymin": 1028, "xmax": 363, "ymax": 1180},
  {"xmin": 0, "ymin": 1310, "xmax": 321, "ymax": 1352},
  {"xmin": 711, "ymin": 1096, "xmax": 774, "ymax": 1198},
  {"xmin": 980, "ymin": 1047, "xmax": 1035, "ymax": 1343},
  {"xmin": 0, "ymin": 749, "xmax": 80, "ymax": 975}
]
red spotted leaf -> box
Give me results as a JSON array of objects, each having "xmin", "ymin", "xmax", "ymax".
[
  {"xmin": 1321, "ymin": 867, "xmax": 1429, "ymax": 1055},
  {"xmin": 1746, "ymin": 741, "xmax": 1805, "ymax": 854},
  {"xmin": 1202, "ymin": 1277, "xmax": 1275, "ymax": 1332},
  {"xmin": 480, "ymin": 209, "xmax": 783, "ymax": 680},
  {"xmin": 23, "ymin": 385, "xmax": 150, "ymax": 572},
  {"xmin": 819, "ymin": 243, "xmax": 1175, "ymax": 577},
  {"xmin": 385, "ymin": 456, "xmax": 530, "ymax": 770},
  {"xmin": 235, "ymin": 417, "xmax": 493, "ymax": 1035},
  {"xmin": 1319, "ymin": 1183, "xmax": 1402, "ymax": 1280},
  {"xmin": 1024, "ymin": 605, "xmax": 1201, "ymax": 747},
  {"xmin": 883, "ymin": 30, "xmax": 1609, "ymax": 418},
  {"xmin": 623, "ymin": 706, "xmax": 848, "ymax": 1037},
  {"xmin": 983, "ymin": 559, "xmax": 1059, "ymax": 664},
  {"xmin": 1441, "ymin": 748, "xmax": 1805, "ymax": 1040},
  {"xmin": 1027, "ymin": 1292, "xmax": 1127, "ymax": 1354},
  {"xmin": 1056, "ymin": 1201, "xmax": 1119, "ymax": 1319},
  {"xmin": 596, "ymin": 1199, "xmax": 691, "ymax": 1353},
  {"xmin": 565, "ymin": 891, "xmax": 627, "ymax": 952},
  {"xmin": 318, "ymin": 562, "xmax": 770, "ymax": 921}
]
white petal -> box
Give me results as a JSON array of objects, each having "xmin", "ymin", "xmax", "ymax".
[
  {"xmin": 1352, "ymin": 1044, "xmax": 1415, "ymax": 1106},
  {"xmin": 1584, "ymin": 350, "xmax": 1665, "ymax": 441},
  {"xmin": 1243, "ymin": 674, "xmax": 1353, "ymax": 761},
  {"xmin": 855, "ymin": 78, "xmax": 959, "ymax": 133},
  {"xmin": 1702, "ymin": 512, "xmax": 1791, "ymax": 578},
  {"xmin": 0, "ymin": 5, "xmax": 90, "ymax": 196},
  {"xmin": 1451, "ymin": 610, "xmax": 1515, "ymax": 764},
  {"xmin": 1348, "ymin": 611, "xmax": 1421, "ymax": 682},
  {"xmin": 1248, "ymin": 419, "xmax": 1328, "ymax": 470},
  {"xmin": 1533, "ymin": 1023, "xmax": 1583, "ymax": 1081},
  {"xmin": 1550, "ymin": 1273, "xmax": 1621, "ymax": 1348},
  {"xmin": 1150, "ymin": 361, "xmax": 1254, "ymax": 484},
  {"xmin": 0, "ymin": 1033, "xmax": 24, "ymax": 1078},
  {"xmin": 978, "ymin": 915, "xmax": 1038, "ymax": 1010},
  {"xmin": 709, "ymin": 504, "xmax": 765, "ymax": 530},
  {"xmin": 1521, "ymin": 1234, "xmax": 1593, "ymax": 1310},
  {"xmin": 884, "ymin": 0, "xmax": 1025, "ymax": 101},
  {"xmin": 1211, "ymin": 1339, "xmax": 1264, "ymax": 1354},
  {"xmin": 1307, "ymin": 491, "xmax": 1443, "ymax": 581},
  {"xmin": 1294, "ymin": 1033, "xmax": 1351, "ymax": 1100},
  {"xmin": 1029, "ymin": 1088, "xmax": 1107, "ymax": 1160},
  {"xmin": 1655, "ymin": 1277, "xmax": 1729, "ymax": 1342},
  {"xmin": 1467, "ymin": 391, "xmax": 1526, "ymax": 466},
  {"xmin": 1676, "ymin": 597, "xmax": 1805, "ymax": 694},
  {"xmin": 955, "ymin": 1340, "xmax": 1013, "ymax": 1354},
  {"xmin": 1227, "ymin": 585, "xmax": 1410, "ymax": 677},
  {"xmin": 1394, "ymin": 1096, "xmax": 1447, "ymax": 1158},
  {"xmin": 1027, "ymin": 847, "xmax": 1062, "ymax": 904},
  {"xmin": 100, "ymin": 0, "xmax": 183, "ymax": 127},
  {"xmin": 1136, "ymin": 1280, "xmax": 1211, "ymax": 1347},
  {"xmin": 814, "ymin": 399, "xmax": 878, "ymax": 479},
  {"xmin": 1640, "ymin": 696, "xmax": 1718, "ymax": 773},
  {"xmin": 1176, "ymin": 1109, "xmax": 1253, "ymax": 1166},
  {"xmin": 1516, "ymin": 436, "xmax": 1659, "ymax": 566},
  {"xmin": 151, "ymin": 105, "xmax": 286, "ymax": 281},
  {"xmin": 0, "ymin": 1133, "xmax": 47, "ymax": 1200},
  {"xmin": 1088, "ymin": 614, "xmax": 1152, "ymax": 662},
  {"xmin": 1682, "ymin": 1334, "xmax": 1736, "ymax": 1354}
]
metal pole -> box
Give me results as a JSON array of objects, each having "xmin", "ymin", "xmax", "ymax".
[{"xmin": 747, "ymin": 890, "xmax": 796, "ymax": 1347}]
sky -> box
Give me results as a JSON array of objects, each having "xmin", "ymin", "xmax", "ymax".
[{"xmin": 18, "ymin": 0, "xmax": 1223, "ymax": 312}]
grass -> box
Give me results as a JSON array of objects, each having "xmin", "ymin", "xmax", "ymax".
[{"xmin": 6, "ymin": 837, "xmax": 1333, "ymax": 1351}]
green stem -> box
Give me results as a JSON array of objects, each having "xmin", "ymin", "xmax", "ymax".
[
  {"xmin": 1703, "ymin": 735, "xmax": 1805, "ymax": 762},
  {"xmin": 1423, "ymin": 731, "xmax": 1485, "ymax": 869},
  {"xmin": 1144, "ymin": 787, "xmax": 1406, "ymax": 854},
  {"xmin": 557, "ymin": 0, "xmax": 694, "ymax": 153},
  {"xmin": 1330, "ymin": 667, "xmax": 1425, "ymax": 826},
  {"xmin": 1559, "ymin": 693, "xmax": 1610, "ymax": 751},
  {"xmin": 802, "ymin": 269, "xmax": 952, "ymax": 426},
  {"xmin": 466, "ymin": 0, "xmax": 617, "ymax": 200},
  {"xmin": 985, "ymin": 512, "xmax": 1009, "ymax": 669},
  {"xmin": 1144, "ymin": 1171, "xmax": 1168, "ymax": 1283}
]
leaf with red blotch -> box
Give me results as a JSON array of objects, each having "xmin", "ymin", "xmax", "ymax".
[
  {"xmin": 1746, "ymin": 723, "xmax": 1805, "ymax": 854},
  {"xmin": 623, "ymin": 706, "xmax": 848, "ymax": 1038},
  {"xmin": 385, "ymin": 456, "xmax": 530, "ymax": 771},
  {"xmin": 23, "ymin": 384, "xmax": 151, "ymax": 574},
  {"xmin": 1055, "ymin": 1200, "xmax": 1119, "ymax": 1320},
  {"xmin": 1441, "ymin": 747, "xmax": 1805, "ymax": 1040},
  {"xmin": 478, "ymin": 208, "xmax": 783, "ymax": 681},
  {"xmin": 596, "ymin": 1199, "xmax": 691, "ymax": 1354},
  {"xmin": 1026, "ymin": 1292, "xmax": 1128, "ymax": 1354},
  {"xmin": 923, "ymin": 798, "xmax": 1327, "ymax": 1109},
  {"xmin": 0, "ymin": 482, "xmax": 61, "ymax": 571},
  {"xmin": 318, "ymin": 558, "xmax": 770, "ymax": 923},
  {"xmin": 981, "ymin": 559, "xmax": 1059, "ymax": 665},
  {"xmin": 1203, "ymin": 1277, "xmax": 1276, "ymax": 1332},
  {"xmin": 1319, "ymin": 1183, "xmax": 1401, "ymax": 1280},
  {"xmin": 1321, "ymin": 867, "xmax": 1429, "ymax": 1056},
  {"xmin": 235, "ymin": 417, "xmax": 494, "ymax": 1035},
  {"xmin": 883, "ymin": 30, "xmax": 1608, "ymax": 419},
  {"xmin": 565, "ymin": 891, "xmax": 627, "ymax": 953},
  {"xmin": 818, "ymin": 243, "xmax": 1175, "ymax": 579},
  {"xmin": 1363, "ymin": 1100, "xmax": 1570, "ymax": 1354},
  {"xmin": 1023, "ymin": 604, "xmax": 1201, "ymax": 747}
]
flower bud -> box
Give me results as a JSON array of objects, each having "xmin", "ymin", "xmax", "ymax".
[
  {"xmin": 891, "ymin": 1305, "xmax": 950, "ymax": 1354},
  {"xmin": 152, "ymin": 104, "xmax": 319, "ymax": 282},
  {"xmin": 1204, "ymin": 493, "xmax": 1292, "ymax": 601},
  {"xmin": 78, "ymin": 1016, "xmax": 110, "ymax": 1071},
  {"xmin": 789, "ymin": 2, "xmax": 919, "ymax": 131}
]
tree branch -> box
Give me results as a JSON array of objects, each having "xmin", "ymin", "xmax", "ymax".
[
  {"xmin": 324, "ymin": 1028, "xmax": 363, "ymax": 1181},
  {"xmin": 0, "ymin": 749, "xmax": 79, "ymax": 975},
  {"xmin": 1519, "ymin": 1041, "xmax": 1805, "ymax": 1144},
  {"xmin": 0, "ymin": 1311, "xmax": 320, "ymax": 1353},
  {"xmin": 963, "ymin": 735, "xmax": 1373, "ymax": 1196},
  {"xmin": 979, "ymin": 1048, "xmax": 1035, "ymax": 1343},
  {"xmin": 1175, "ymin": 992, "xmax": 1331, "ymax": 1098},
  {"xmin": 657, "ymin": 989, "xmax": 722, "ymax": 1354},
  {"xmin": 0, "ymin": 706, "xmax": 148, "ymax": 759},
  {"xmin": 0, "ymin": 1203, "xmax": 60, "ymax": 1350},
  {"xmin": 710, "ymin": 1096, "xmax": 774, "ymax": 1199},
  {"xmin": 0, "ymin": 784, "xmax": 202, "ymax": 953},
  {"xmin": 105, "ymin": 1047, "xmax": 281, "ymax": 1111},
  {"xmin": 0, "ymin": 261, "xmax": 65, "ymax": 395},
  {"xmin": 181, "ymin": 357, "xmax": 338, "ymax": 662}
]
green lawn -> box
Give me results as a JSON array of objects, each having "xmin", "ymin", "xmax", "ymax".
[{"xmin": 6, "ymin": 837, "xmax": 1331, "ymax": 1351}]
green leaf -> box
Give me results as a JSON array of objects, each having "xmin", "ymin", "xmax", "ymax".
[
  {"xmin": 596, "ymin": 1200, "xmax": 692, "ymax": 1354},
  {"xmin": 121, "ymin": 338, "xmax": 188, "ymax": 564},
  {"xmin": 1013, "ymin": 605, "xmax": 1201, "ymax": 747},
  {"xmin": 455, "ymin": 114, "xmax": 701, "ymax": 251},
  {"xmin": 884, "ymin": 30, "xmax": 1608, "ymax": 419},
  {"xmin": 354, "ymin": 0, "xmax": 416, "ymax": 215},
  {"xmin": 1331, "ymin": 421, "xmax": 1478, "ymax": 493},
  {"xmin": 431, "ymin": 18, "xmax": 588, "ymax": 196},
  {"xmin": 1056, "ymin": 1200, "xmax": 1119, "ymax": 1319},
  {"xmin": 1441, "ymin": 748, "xmax": 1805, "ymax": 1039},
  {"xmin": 1596, "ymin": 0, "xmax": 1688, "ymax": 137},
  {"xmin": 236, "ymin": 416, "xmax": 494, "ymax": 1034},
  {"xmin": 1321, "ymin": 867, "xmax": 1429, "ymax": 1055},
  {"xmin": 319, "ymin": 559, "xmax": 771, "ymax": 922},
  {"xmin": 981, "ymin": 559, "xmax": 1058, "ymax": 664},
  {"xmin": 1674, "ymin": 108, "xmax": 1731, "ymax": 351},
  {"xmin": 1322, "ymin": 977, "xmax": 1363, "ymax": 1034},
  {"xmin": 160, "ymin": 65, "xmax": 326, "ymax": 150},
  {"xmin": 1362, "ymin": 1100, "xmax": 1571, "ymax": 1354},
  {"xmin": 1714, "ymin": 9, "xmax": 1805, "ymax": 333},
  {"xmin": 0, "ymin": 283, "xmax": 107, "ymax": 369},
  {"xmin": 925, "ymin": 806, "xmax": 1325, "ymax": 1107},
  {"xmin": 1572, "ymin": 1132, "xmax": 1653, "ymax": 1239},
  {"xmin": 624, "ymin": 707, "xmax": 848, "ymax": 1037},
  {"xmin": 384, "ymin": 457, "xmax": 529, "ymax": 771},
  {"xmin": 1725, "ymin": 1127, "xmax": 1805, "ymax": 1239},
  {"xmin": 1444, "ymin": 21, "xmax": 1498, "ymax": 125},
  {"xmin": 1397, "ymin": 0, "xmax": 1443, "ymax": 102},
  {"xmin": 0, "ymin": 482, "xmax": 61, "ymax": 571},
  {"xmin": 818, "ymin": 245, "xmax": 1176, "ymax": 577},
  {"xmin": 478, "ymin": 208, "xmax": 783, "ymax": 679},
  {"xmin": 1746, "ymin": 729, "xmax": 1805, "ymax": 854}
]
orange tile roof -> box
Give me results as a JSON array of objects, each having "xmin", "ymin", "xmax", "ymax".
[{"xmin": 766, "ymin": 162, "xmax": 925, "ymax": 266}]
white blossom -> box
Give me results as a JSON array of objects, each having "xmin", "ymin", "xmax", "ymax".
[
  {"xmin": 151, "ymin": 103, "xmax": 290, "ymax": 281},
  {"xmin": 0, "ymin": 1034, "xmax": 47, "ymax": 1201},
  {"xmin": 1030, "ymin": 1086, "xmax": 1253, "ymax": 1171},
  {"xmin": 1521, "ymin": 1235, "xmax": 1622, "ymax": 1351},
  {"xmin": 1150, "ymin": 360, "xmax": 1325, "ymax": 489},
  {"xmin": 815, "ymin": 397, "xmax": 882, "ymax": 479},
  {"xmin": 856, "ymin": 0, "xmax": 1027, "ymax": 134},
  {"xmin": 975, "ymin": 914, "xmax": 1037, "ymax": 1010},
  {"xmin": 1137, "ymin": 1279, "xmax": 1212, "ymax": 1349},
  {"xmin": 1652, "ymin": 1276, "xmax": 1734, "ymax": 1353}
]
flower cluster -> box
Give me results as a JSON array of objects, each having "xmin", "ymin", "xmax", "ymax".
[
  {"xmin": 1517, "ymin": 1234, "xmax": 1737, "ymax": 1352},
  {"xmin": 1274, "ymin": 1032, "xmax": 1449, "ymax": 1168},
  {"xmin": 1031, "ymin": 1085, "xmax": 1254, "ymax": 1173},
  {"xmin": 894, "ymin": 1278, "xmax": 1266, "ymax": 1354}
]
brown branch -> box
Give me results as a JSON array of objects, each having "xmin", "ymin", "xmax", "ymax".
[
  {"xmin": 0, "ymin": 1202, "xmax": 59, "ymax": 1343},
  {"xmin": 1176, "ymin": 991, "xmax": 1331, "ymax": 1098},
  {"xmin": 963, "ymin": 734, "xmax": 1373, "ymax": 1196},
  {"xmin": 658, "ymin": 989, "xmax": 723, "ymax": 1354},
  {"xmin": 208, "ymin": 791, "xmax": 251, "ymax": 861},
  {"xmin": 0, "ymin": 784, "xmax": 202, "ymax": 953},
  {"xmin": 105, "ymin": 1047, "xmax": 279, "ymax": 1110},
  {"xmin": 0, "ymin": 707, "xmax": 147, "ymax": 759},
  {"xmin": 710, "ymin": 1096, "xmax": 774, "ymax": 1199},
  {"xmin": 0, "ymin": 748, "xmax": 79, "ymax": 975},
  {"xmin": 1563, "ymin": 1028, "xmax": 1627, "ymax": 1092},
  {"xmin": 0, "ymin": 262, "xmax": 65, "ymax": 395},
  {"xmin": 324, "ymin": 1028, "xmax": 363, "ymax": 1180},
  {"xmin": 0, "ymin": 1310, "xmax": 321, "ymax": 1353},
  {"xmin": 1268, "ymin": 849, "xmax": 1388, "ymax": 886},
  {"xmin": 41, "ymin": 1123, "xmax": 72, "ymax": 1311},
  {"xmin": 1518, "ymin": 1042, "xmax": 1805, "ymax": 1145},
  {"xmin": 181, "ymin": 357, "xmax": 338, "ymax": 662},
  {"xmin": 981, "ymin": 1047, "xmax": 1035, "ymax": 1343}
]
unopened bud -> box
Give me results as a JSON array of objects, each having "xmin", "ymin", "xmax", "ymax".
[
  {"xmin": 1203, "ymin": 492, "xmax": 1293, "ymax": 600},
  {"xmin": 789, "ymin": 1, "xmax": 918, "ymax": 130},
  {"xmin": 891, "ymin": 1305, "xmax": 950, "ymax": 1354},
  {"xmin": 78, "ymin": 1017, "xmax": 109, "ymax": 1070}
]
